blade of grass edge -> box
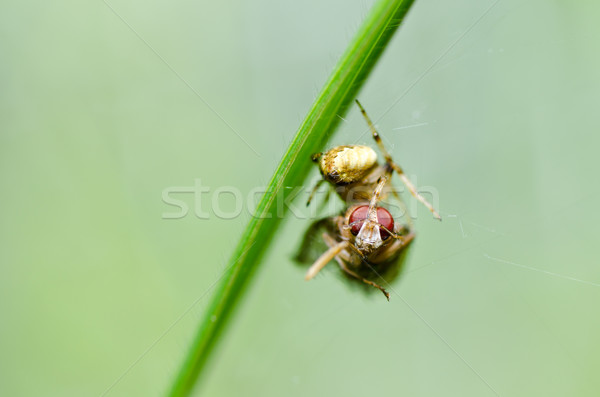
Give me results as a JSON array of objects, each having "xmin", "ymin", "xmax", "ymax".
[{"xmin": 169, "ymin": 0, "xmax": 416, "ymax": 395}]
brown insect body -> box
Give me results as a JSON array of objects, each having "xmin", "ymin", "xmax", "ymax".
[
  {"xmin": 334, "ymin": 204, "xmax": 414, "ymax": 267},
  {"xmin": 303, "ymin": 172, "xmax": 414, "ymax": 300}
]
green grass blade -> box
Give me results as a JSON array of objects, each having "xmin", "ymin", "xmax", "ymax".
[{"xmin": 169, "ymin": 0, "xmax": 416, "ymax": 395}]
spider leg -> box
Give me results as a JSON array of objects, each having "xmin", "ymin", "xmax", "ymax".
[
  {"xmin": 306, "ymin": 179, "xmax": 326, "ymax": 207},
  {"xmin": 355, "ymin": 99, "xmax": 441, "ymax": 221},
  {"xmin": 364, "ymin": 170, "xmax": 390, "ymax": 224}
]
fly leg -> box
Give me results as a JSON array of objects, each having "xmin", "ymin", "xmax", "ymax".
[
  {"xmin": 305, "ymin": 239, "xmax": 349, "ymax": 281},
  {"xmin": 321, "ymin": 233, "xmax": 390, "ymax": 300},
  {"xmin": 335, "ymin": 257, "xmax": 390, "ymax": 301}
]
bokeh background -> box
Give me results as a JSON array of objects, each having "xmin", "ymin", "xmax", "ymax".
[{"xmin": 2, "ymin": 0, "xmax": 600, "ymax": 396}]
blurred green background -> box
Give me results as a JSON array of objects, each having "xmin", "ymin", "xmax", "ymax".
[{"xmin": 2, "ymin": 0, "xmax": 600, "ymax": 396}]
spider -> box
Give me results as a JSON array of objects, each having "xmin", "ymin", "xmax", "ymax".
[
  {"xmin": 297, "ymin": 100, "xmax": 440, "ymax": 299},
  {"xmin": 307, "ymin": 100, "xmax": 441, "ymax": 221}
]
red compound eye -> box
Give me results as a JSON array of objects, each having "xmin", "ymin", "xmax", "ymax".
[
  {"xmin": 349, "ymin": 206, "xmax": 369, "ymax": 236},
  {"xmin": 349, "ymin": 206, "xmax": 395, "ymax": 240},
  {"xmin": 376, "ymin": 207, "xmax": 394, "ymax": 239}
]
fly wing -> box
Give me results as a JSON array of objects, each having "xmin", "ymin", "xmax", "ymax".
[{"xmin": 293, "ymin": 216, "xmax": 338, "ymax": 266}]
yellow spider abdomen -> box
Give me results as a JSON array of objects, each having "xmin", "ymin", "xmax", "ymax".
[{"xmin": 318, "ymin": 145, "xmax": 377, "ymax": 185}]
